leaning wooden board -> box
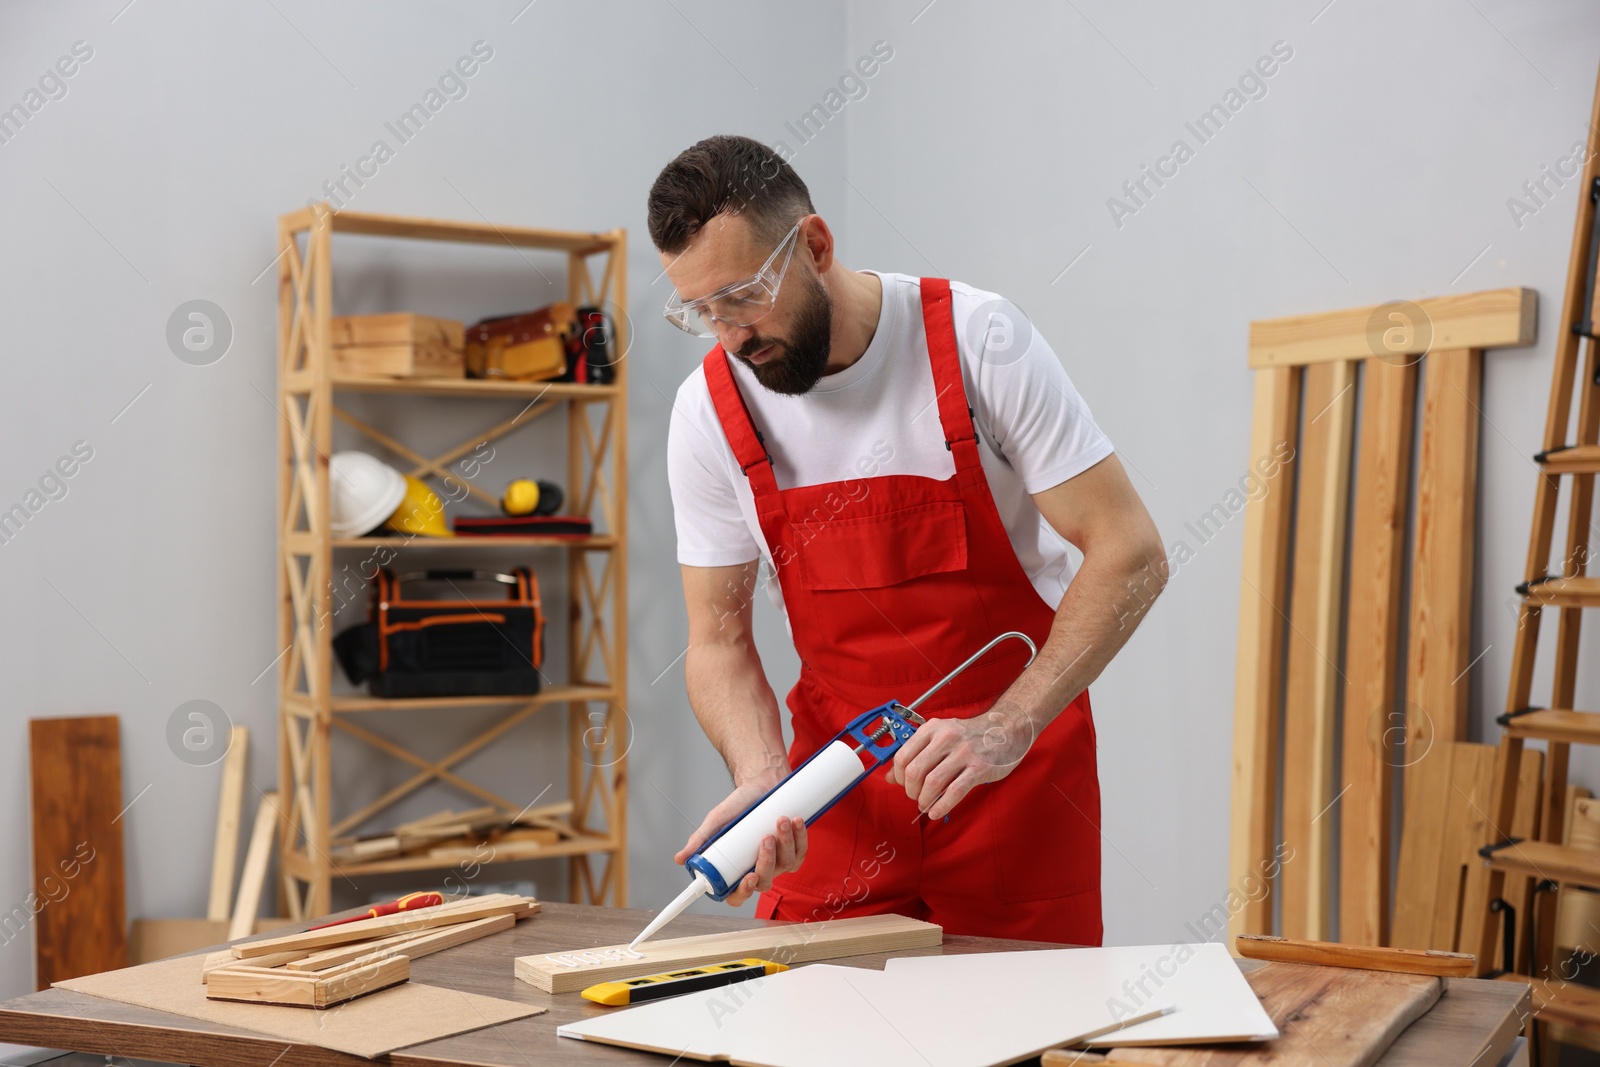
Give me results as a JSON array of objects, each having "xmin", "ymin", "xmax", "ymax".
[
  {"xmin": 1042, "ymin": 961, "xmax": 1440, "ymax": 1067},
  {"xmin": 29, "ymin": 716, "xmax": 128, "ymax": 988},
  {"xmin": 517, "ymin": 912, "xmax": 942, "ymax": 993}
]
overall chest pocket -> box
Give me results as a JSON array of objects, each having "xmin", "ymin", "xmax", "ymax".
[{"xmin": 793, "ymin": 499, "xmax": 968, "ymax": 590}]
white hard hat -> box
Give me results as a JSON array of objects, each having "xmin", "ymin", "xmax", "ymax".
[{"xmin": 329, "ymin": 452, "xmax": 407, "ymax": 538}]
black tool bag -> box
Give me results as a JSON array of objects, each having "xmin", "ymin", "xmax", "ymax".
[
  {"xmin": 558, "ymin": 306, "xmax": 617, "ymax": 384},
  {"xmin": 333, "ymin": 568, "xmax": 544, "ymax": 698}
]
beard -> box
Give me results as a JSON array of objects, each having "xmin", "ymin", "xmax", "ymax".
[{"xmin": 731, "ymin": 270, "xmax": 832, "ymax": 396}]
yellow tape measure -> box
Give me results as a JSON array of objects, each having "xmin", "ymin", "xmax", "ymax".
[{"xmin": 580, "ymin": 958, "xmax": 788, "ymax": 1006}]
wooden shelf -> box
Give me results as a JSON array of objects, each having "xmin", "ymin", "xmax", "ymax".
[
  {"xmin": 283, "ymin": 205, "xmax": 617, "ymax": 255},
  {"xmin": 333, "ymin": 535, "xmax": 615, "ymax": 550},
  {"xmin": 329, "ymin": 684, "xmax": 617, "ymax": 713},
  {"xmin": 329, "ymin": 376, "xmax": 619, "ymax": 400},
  {"xmin": 274, "ymin": 205, "xmax": 629, "ymax": 917}
]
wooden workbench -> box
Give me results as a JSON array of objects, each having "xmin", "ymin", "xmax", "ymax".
[{"xmin": 0, "ymin": 903, "xmax": 1529, "ymax": 1067}]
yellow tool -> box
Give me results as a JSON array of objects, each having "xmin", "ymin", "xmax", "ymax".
[{"xmin": 580, "ymin": 958, "xmax": 788, "ymax": 1006}]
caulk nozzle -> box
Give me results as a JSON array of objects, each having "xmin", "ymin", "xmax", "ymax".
[{"xmin": 628, "ymin": 872, "xmax": 712, "ymax": 952}]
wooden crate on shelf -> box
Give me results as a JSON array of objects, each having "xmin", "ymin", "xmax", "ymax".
[{"xmin": 330, "ymin": 313, "xmax": 464, "ymax": 379}]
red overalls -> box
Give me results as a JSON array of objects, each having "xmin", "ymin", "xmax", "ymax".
[{"xmin": 700, "ymin": 277, "xmax": 1103, "ymax": 945}]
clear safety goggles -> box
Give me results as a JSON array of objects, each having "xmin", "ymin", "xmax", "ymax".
[{"xmin": 662, "ymin": 219, "xmax": 805, "ymax": 338}]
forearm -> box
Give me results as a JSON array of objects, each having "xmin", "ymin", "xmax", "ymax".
[
  {"xmin": 992, "ymin": 543, "xmax": 1167, "ymax": 733},
  {"xmin": 685, "ymin": 638, "xmax": 789, "ymax": 789}
]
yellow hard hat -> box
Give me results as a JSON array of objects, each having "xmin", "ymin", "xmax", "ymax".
[{"xmin": 384, "ymin": 475, "xmax": 454, "ymax": 538}]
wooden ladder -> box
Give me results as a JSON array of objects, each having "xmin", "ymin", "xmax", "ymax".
[{"xmin": 1474, "ymin": 59, "xmax": 1600, "ymax": 1031}]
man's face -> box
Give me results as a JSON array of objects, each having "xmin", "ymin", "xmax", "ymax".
[{"xmin": 661, "ymin": 213, "xmax": 832, "ymax": 396}]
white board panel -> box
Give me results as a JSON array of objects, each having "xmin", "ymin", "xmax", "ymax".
[
  {"xmin": 884, "ymin": 942, "xmax": 1277, "ymax": 1046},
  {"xmin": 557, "ymin": 963, "xmax": 1165, "ymax": 1067}
]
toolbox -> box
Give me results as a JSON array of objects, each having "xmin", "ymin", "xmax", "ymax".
[
  {"xmin": 464, "ymin": 304, "xmax": 617, "ymax": 383},
  {"xmin": 333, "ymin": 568, "xmax": 544, "ymax": 698}
]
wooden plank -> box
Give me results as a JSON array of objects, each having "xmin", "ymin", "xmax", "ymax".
[
  {"xmin": 285, "ymin": 913, "xmax": 514, "ymax": 971},
  {"xmin": 1046, "ymin": 961, "xmax": 1441, "ymax": 1066},
  {"xmin": 1280, "ymin": 361, "xmax": 1356, "ymax": 941},
  {"xmin": 1235, "ymin": 935, "xmax": 1472, "ymax": 976},
  {"xmin": 207, "ymin": 956, "xmax": 408, "ymax": 1009},
  {"xmin": 233, "ymin": 895, "xmax": 536, "ymax": 958},
  {"xmin": 228, "ymin": 792, "xmax": 278, "ymax": 941},
  {"xmin": 28, "ymin": 716, "xmax": 127, "ymax": 988},
  {"xmin": 208, "ymin": 726, "xmax": 249, "ymax": 922},
  {"xmin": 1406, "ymin": 349, "xmax": 1482, "ymax": 749},
  {"xmin": 1229, "ymin": 366, "xmax": 1300, "ymax": 941},
  {"xmin": 1248, "ymin": 288, "xmax": 1535, "ymax": 368},
  {"xmin": 1432, "ymin": 744, "xmax": 1495, "ymax": 952},
  {"xmin": 1393, "ymin": 742, "xmax": 1496, "ymax": 950},
  {"xmin": 1338, "ymin": 355, "xmax": 1416, "ymax": 948},
  {"xmin": 514, "ymin": 912, "xmax": 942, "ymax": 994}
]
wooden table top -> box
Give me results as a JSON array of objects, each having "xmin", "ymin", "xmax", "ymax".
[{"xmin": 0, "ymin": 903, "xmax": 1529, "ymax": 1067}]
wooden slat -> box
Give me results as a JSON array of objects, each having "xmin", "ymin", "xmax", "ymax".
[
  {"xmin": 1339, "ymin": 355, "xmax": 1417, "ymax": 948},
  {"xmin": 514, "ymin": 912, "xmax": 942, "ymax": 994},
  {"xmin": 1281, "ymin": 361, "xmax": 1356, "ymax": 940},
  {"xmin": 1235, "ymin": 935, "xmax": 1474, "ymax": 977},
  {"xmin": 228, "ymin": 792, "xmax": 278, "ymax": 942},
  {"xmin": 1248, "ymin": 288, "xmax": 1535, "ymax": 368},
  {"xmin": 233, "ymin": 895, "xmax": 535, "ymax": 958},
  {"xmin": 28, "ymin": 716, "xmax": 127, "ymax": 988},
  {"xmin": 286, "ymin": 913, "xmax": 513, "ymax": 972},
  {"xmin": 207, "ymin": 955, "xmax": 408, "ymax": 1008},
  {"xmin": 1229, "ymin": 366, "xmax": 1301, "ymax": 941},
  {"xmin": 208, "ymin": 727, "xmax": 249, "ymax": 922},
  {"xmin": 1407, "ymin": 349, "xmax": 1482, "ymax": 752}
]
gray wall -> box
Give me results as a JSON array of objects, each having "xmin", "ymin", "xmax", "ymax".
[{"xmin": 0, "ymin": 0, "xmax": 1595, "ymax": 998}]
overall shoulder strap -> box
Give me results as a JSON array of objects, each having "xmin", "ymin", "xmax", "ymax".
[
  {"xmin": 918, "ymin": 277, "xmax": 982, "ymax": 472},
  {"xmin": 701, "ymin": 348, "xmax": 779, "ymax": 497}
]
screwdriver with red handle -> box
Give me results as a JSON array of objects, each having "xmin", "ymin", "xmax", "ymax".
[{"xmin": 305, "ymin": 891, "xmax": 444, "ymax": 930}]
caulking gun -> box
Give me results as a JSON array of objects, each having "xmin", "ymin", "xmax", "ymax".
[{"xmin": 629, "ymin": 631, "xmax": 1038, "ymax": 950}]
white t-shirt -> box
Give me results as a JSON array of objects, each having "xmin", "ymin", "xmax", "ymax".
[{"xmin": 667, "ymin": 270, "xmax": 1116, "ymax": 618}]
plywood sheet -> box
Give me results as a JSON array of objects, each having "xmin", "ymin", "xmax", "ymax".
[
  {"xmin": 54, "ymin": 952, "xmax": 543, "ymax": 1059},
  {"xmin": 558, "ymin": 963, "xmax": 1159, "ymax": 1067},
  {"xmin": 884, "ymin": 943, "xmax": 1276, "ymax": 1046}
]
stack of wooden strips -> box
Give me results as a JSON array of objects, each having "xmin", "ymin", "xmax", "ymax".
[
  {"xmin": 329, "ymin": 803, "xmax": 574, "ymax": 864},
  {"xmin": 204, "ymin": 893, "xmax": 537, "ymax": 1008}
]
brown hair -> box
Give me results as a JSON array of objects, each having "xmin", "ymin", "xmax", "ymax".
[{"xmin": 647, "ymin": 135, "xmax": 814, "ymax": 254}]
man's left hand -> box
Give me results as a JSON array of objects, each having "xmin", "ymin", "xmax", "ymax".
[{"xmin": 884, "ymin": 705, "xmax": 1035, "ymax": 820}]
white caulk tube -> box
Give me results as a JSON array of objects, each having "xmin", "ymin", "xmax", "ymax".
[{"xmin": 629, "ymin": 740, "xmax": 868, "ymax": 951}]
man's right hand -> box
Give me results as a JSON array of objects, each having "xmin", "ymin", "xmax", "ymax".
[{"xmin": 674, "ymin": 779, "xmax": 809, "ymax": 907}]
